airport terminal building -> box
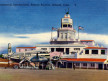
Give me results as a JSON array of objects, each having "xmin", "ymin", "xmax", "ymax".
[
  {"xmin": 36, "ymin": 12, "xmax": 108, "ymax": 69},
  {"xmin": 15, "ymin": 12, "xmax": 108, "ymax": 70}
]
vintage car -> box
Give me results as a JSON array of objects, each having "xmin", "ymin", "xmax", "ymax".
[{"xmin": 0, "ymin": 58, "xmax": 19, "ymax": 69}]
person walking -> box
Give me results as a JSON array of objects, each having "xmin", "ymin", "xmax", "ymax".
[{"xmin": 73, "ymin": 63, "xmax": 75, "ymax": 70}]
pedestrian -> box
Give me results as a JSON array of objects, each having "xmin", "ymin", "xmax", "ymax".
[{"xmin": 73, "ymin": 63, "xmax": 75, "ymax": 70}]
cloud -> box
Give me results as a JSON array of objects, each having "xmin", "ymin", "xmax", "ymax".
[
  {"xmin": 78, "ymin": 32, "xmax": 108, "ymax": 47},
  {"xmin": 0, "ymin": 32, "xmax": 108, "ymax": 53},
  {"xmin": 0, "ymin": 32, "xmax": 57, "ymax": 52}
]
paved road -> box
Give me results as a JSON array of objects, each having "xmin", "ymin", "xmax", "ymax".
[{"xmin": 0, "ymin": 68, "xmax": 108, "ymax": 81}]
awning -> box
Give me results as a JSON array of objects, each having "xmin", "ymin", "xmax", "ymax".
[{"xmin": 61, "ymin": 58, "xmax": 106, "ymax": 63}]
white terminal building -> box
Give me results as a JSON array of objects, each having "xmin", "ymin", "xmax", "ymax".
[{"xmin": 35, "ymin": 12, "xmax": 108, "ymax": 70}]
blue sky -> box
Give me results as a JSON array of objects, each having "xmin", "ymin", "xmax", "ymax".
[
  {"xmin": 0, "ymin": 0, "xmax": 108, "ymax": 34},
  {"xmin": 0, "ymin": 0, "xmax": 108, "ymax": 53}
]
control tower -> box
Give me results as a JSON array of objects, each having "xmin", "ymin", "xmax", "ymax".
[{"xmin": 50, "ymin": 11, "xmax": 76, "ymax": 44}]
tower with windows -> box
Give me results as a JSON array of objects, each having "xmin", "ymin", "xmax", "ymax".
[
  {"xmin": 8, "ymin": 43, "xmax": 12, "ymax": 55},
  {"xmin": 50, "ymin": 12, "xmax": 76, "ymax": 44}
]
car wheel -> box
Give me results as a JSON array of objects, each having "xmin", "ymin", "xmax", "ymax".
[{"xmin": 13, "ymin": 65, "xmax": 19, "ymax": 69}]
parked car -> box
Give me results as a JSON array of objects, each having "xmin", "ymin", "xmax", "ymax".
[{"xmin": 0, "ymin": 58, "xmax": 19, "ymax": 69}]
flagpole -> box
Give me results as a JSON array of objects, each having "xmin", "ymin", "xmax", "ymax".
[
  {"xmin": 78, "ymin": 26, "xmax": 84, "ymax": 40},
  {"xmin": 78, "ymin": 27, "xmax": 79, "ymax": 39},
  {"xmin": 51, "ymin": 29, "xmax": 52, "ymax": 40}
]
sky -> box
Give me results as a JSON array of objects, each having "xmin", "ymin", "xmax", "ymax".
[{"xmin": 0, "ymin": 0, "xmax": 108, "ymax": 53}]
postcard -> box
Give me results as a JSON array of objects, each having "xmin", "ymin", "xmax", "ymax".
[{"xmin": 0, "ymin": 0, "xmax": 108, "ymax": 81}]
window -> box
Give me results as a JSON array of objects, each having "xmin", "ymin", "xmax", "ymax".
[
  {"xmin": 83, "ymin": 63, "xmax": 87, "ymax": 66},
  {"xmin": 68, "ymin": 24, "xmax": 70, "ymax": 27},
  {"xmin": 92, "ymin": 50, "xmax": 98, "ymax": 54},
  {"xmin": 56, "ymin": 48, "xmax": 64, "ymax": 52},
  {"xmin": 63, "ymin": 24, "xmax": 67, "ymax": 27},
  {"xmin": 91, "ymin": 63, "xmax": 95, "ymax": 67},
  {"xmin": 19, "ymin": 49, "xmax": 21, "ymax": 52},
  {"xmin": 66, "ymin": 48, "xmax": 69, "ymax": 54},
  {"xmin": 61, "ymin": 33, "xmax": 63, "ymax": 39},
  {"xmin": 74, "ymin": 48, "xmax": 80, "ymax": 50},
  {"xmin": 85, "ymin": 50, "xmax": 89, "ymax": 54},
  {"xmin": 101, "ymin": 50, "xmax": 105, "ymax": 54},
  {"xmin": 25, "ymin": 49, "xmax": 27, "ymax": 51},
  {"xmin": 68, "ymin": 24, "xmax": 72, "ymax": 27},
  {"xmin": 51, "ymin": 48, "xmax": 54, "ymax": 52},
  {"xmin": 64, "ymin": 19, "xmax": 68, "ymax": 22},
  {"xmin": 58, "ymin": 32, "xmax": 59, "ymax": 37},
  {"xmin": 41, "ymin": 48, "xmax": 47, "ymax": 50},
  {"xmin": 76, "ymin": 63, "xmax": 80, "ymax": 66},
  {"xmin": 65, "ymin": 33, "xmax": 67, "ymax": 39}
]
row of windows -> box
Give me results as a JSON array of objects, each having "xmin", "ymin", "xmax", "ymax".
[
  {"xmin": 41, "ymin": 48, "xmax": 47, "ymax": 50},
  {"xmin": 76, "ymin": 63, "xmax": 95, "ymax": 67},
  {"xmin": 85, "ymin": 50, "xmax": 105, "ymax": 54},
  {"xmin": 50, "ymin": 48, "xmax": 80, "ymax": 52},
  {"xmin": 63, "ymin": 24, "xmax": 72, "ymax": 27},
  {"xmin": 61, "ymin": 33, "xmax": 67, "ymax": 39},
  {"xmin": 74, "ymin": 48, "xmax": 80, "ymax": 50},
  {"xmin": 60, "ymin": 33, "xmax": 74, "ymax": 39},
  {"xmin": 19, "ymin": 49, "xmax": 34, "ymax": 52}
]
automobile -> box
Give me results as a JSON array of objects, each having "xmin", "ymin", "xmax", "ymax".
[
  {"xmin": 52, "ymin": 56, "xmax": 60, "ymax": 60},
  {"xmin": 0, "ymin": 58, "xmax": 19, "ymax": 69}
]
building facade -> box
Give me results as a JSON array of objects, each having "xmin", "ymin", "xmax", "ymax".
[{"xmin": 36, "ymin": 12, "xmax": 108, "ymax": 69}]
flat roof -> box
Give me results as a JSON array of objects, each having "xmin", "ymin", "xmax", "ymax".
[
  {"xmin": 36, "ymin": 43, "xmax": 86, "ymax": 47},
  {"xmin": 16, "ymin": 47, "xmax": 36, "ymax": 48},
  {"xmin": 61, "ymin": 58, "xmax": 106, "ymax": 62}
]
